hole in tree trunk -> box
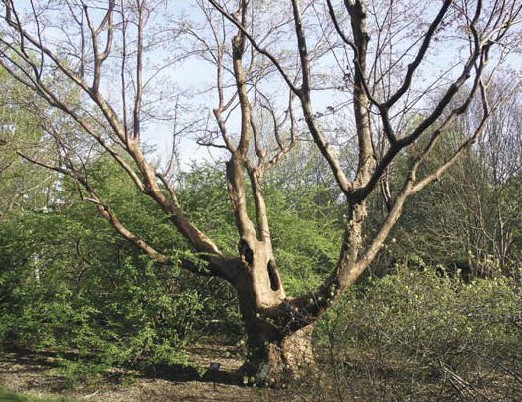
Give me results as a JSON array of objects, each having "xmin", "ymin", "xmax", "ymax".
[
  {"xmin": 267, "ymin": 260, "xmax": 281, "ymax": 291},
  {"xmin": 238, "ymin": 238, "xmax": 254, "ymax": 265}
]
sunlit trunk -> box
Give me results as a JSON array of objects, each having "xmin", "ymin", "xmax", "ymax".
[{"xmin": 232, "ymin": 239, "xmax": 315, "ymax": 385}]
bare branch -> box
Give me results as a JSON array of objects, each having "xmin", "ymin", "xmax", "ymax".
[
  {"xmin": 384, "ymin": 0, "xmax": 453, "ymax": 108},
  {"xmin": 207, "ymin": 0, "xmax": 300, "ymax": 95}
]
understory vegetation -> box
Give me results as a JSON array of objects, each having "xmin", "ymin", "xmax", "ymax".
[
  {"xmin": 316, "ymin": 267, "xmax": 522, "ymax": 401},
  {"xmin": 1, "ymin": 154, "xmax": 521, "ymax": 400}
]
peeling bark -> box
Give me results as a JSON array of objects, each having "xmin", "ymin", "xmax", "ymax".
[{"xmin": 240, "ymin": 323, "xmax": 314, "ymax": 386}]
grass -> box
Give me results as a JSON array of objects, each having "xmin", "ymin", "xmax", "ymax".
[{"xmin": 0, "ymin": 388, "xmax": 76, "ymax": 402}]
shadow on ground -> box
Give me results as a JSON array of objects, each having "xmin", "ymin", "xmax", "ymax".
[{"xmin": 141, "ymin": 363, "xmax": 242, "ymax": 386}]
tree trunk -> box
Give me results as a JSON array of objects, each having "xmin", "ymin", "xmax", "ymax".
[
  {"xmin": 232, "ymin": 238, "xmax": 315, "ymax": 386},
  {"xmin": 239, "ymin": 317, "xmax": 314, "ymax": 387}
]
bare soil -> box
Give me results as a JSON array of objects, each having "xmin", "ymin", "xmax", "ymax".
[{"xmin": 0, "ymin": 345, "xmax": 318, "ymax": 402}]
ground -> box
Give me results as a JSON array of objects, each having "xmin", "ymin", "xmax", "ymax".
[
  {"xmin": 2, "ymin": 344, "xmax": 518, "ymax": 401},
  {"xmin": 0, "ymin": 345, "xmax": 320, "ymax": 402}
]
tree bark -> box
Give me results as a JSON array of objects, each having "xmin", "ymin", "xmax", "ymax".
[
  {"xmin": 242, "ymin": 325, "xmax": 314, "ymax": 387},
  {"xmin": 238, "ymin": 303, "xmax": 314, "ymax": 386},
  {"xmin": 230, "ymin": 238, "xmax": 317, "ymax": 386}
]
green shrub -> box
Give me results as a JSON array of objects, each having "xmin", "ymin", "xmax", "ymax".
[
  {"xmin": 317, "ymin": 263, "xmax": 522, "ymax": 401},
  {"xmin": 0, "ymin": 209, "xmax": 197, "ymax": 384}
]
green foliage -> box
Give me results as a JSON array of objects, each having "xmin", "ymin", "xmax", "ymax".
[
  {"xmin": 0, "ymin": 156, "xmax": 207, "ymax": 383},
  {"xmin": 178, "ymin": 164, "xmax": 237, "ymax": 255},
  {"xmin": 82, "ymin": 155, "xmax": 188, "ymax": 251},
  {"xmin": 266, "ymin": 186, "xmax": 342, "ymax": 295},
  {"xmin": 0, "ymin": 68, "xmax": 54, "ymax": 213},
  {"xmin": 0, "ymin": 207, "xmax": 198, "ymax": 379}
]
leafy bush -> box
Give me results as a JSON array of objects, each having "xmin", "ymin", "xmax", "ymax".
[
  {"xmin": 317, "ymin": 264, "xmax": 522, "ymax": 401},
  {"xmin": 0, "ymin": 206, "xmax": 198, "ymax": 383}
]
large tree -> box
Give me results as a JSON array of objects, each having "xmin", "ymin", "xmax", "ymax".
[{"xmin": 1, "ymin": 0, "xmax": 521, "ymax": 382}]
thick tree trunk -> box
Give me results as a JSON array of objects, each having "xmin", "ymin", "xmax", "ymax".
[
  {"xmin": 232, "ymin": 238, "xmax": 315, "ymax": 386},
  {"xmin": 276, "ymin": 325, "xmax": 314, "ymax": 377},
  {"xmin": 239, "ymin": 318, "xmax": 314, "ymax": 386}
]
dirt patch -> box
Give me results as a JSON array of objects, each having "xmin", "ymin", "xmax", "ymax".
[{"xmin": 0, "ymin": 346, "xmax": 314, "ymax": 402}]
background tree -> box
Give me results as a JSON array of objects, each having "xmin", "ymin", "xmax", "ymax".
[
  {"xmin": 0, "ymin": 67, "xmax": 57, "ymax": 213},
  {"xmin": 378, "ymin": 79, "xmax": 522, "ymax": 281},
  {"xmin": 0, "ymin": 0, "xmax": 521, "ymax": 383}
]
